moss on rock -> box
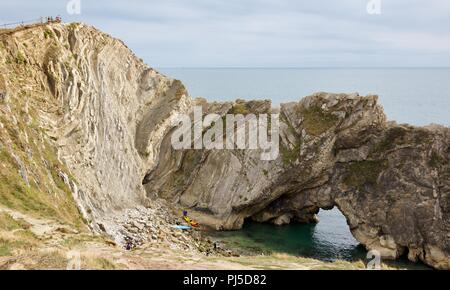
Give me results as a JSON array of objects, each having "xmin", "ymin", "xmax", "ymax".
[
  {"xmin": 343, "ymin": 160, "xmax": 387, "ymax": 190},
  {"xmin": 429, "ymin": 152, "xmax": 445, "ymax": 168},
  {"xmin": 298, "ymin": 105, "xmax": 339, "ymax": 136}
]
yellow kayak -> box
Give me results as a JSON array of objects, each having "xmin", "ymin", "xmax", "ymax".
[{"xmin": 183, "ymin": 215, "xmax": 200, "ymax": 227}]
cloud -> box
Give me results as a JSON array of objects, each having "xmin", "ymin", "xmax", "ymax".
[{"xmin": 1, "ymin": 0, "xmax": 449, "ymax": 67}]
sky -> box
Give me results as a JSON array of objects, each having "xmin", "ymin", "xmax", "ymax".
[{"xmin": 1, "ymin": 0, "xmax": 450, "ymax": 67}]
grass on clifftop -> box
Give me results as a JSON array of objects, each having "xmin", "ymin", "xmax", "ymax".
[
  {"xmin": 229, "ymin": 102, "xmax": 251, "ymax": 115},
  {"xmin": 298, "ymin": 105, "xmax": 339, "ymax": 136}
]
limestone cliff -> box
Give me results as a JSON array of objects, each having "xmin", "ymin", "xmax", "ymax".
[
  {"xmin": 0, "ymin": 22, "xmax": 192, "ymax": 247},
  {"xmin": 0, "ymin": 23, "xmax": 448, "ymax": 270}
]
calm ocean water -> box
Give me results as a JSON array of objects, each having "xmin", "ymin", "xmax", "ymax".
[
  {"xmin": 159, "ymin": 68, "xmax": 450, "ymax": 126},
  {"xmin": 160, "ymin": 68, "xmax": 443, "ymax": 267},
  {"xmin": 208, "ymin": 209, "xmax": 365, "ymax": 262},
  {"xmin": 208, "ymin": 209, "xmax": 429, "ymax": 268}
]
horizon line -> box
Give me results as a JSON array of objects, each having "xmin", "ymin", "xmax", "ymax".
[{"xmin": 157, "ymin": 66, "xmax": 450, "ymax": 70}]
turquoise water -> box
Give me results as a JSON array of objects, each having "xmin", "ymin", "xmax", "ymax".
[
  {"xmin": 208, "ymin": 209, "xmax": 430, "ymax": 269},
  {"xmin": 209, "ymin": 209, "xmax": 365, "ymax": 262},
  {"xmin": 159, "ymin": 68, "xmax": 442, "ymax": 267},
  {"xmin": 159, "ymin": 68, "xmax": 450, "ymax": 126}
]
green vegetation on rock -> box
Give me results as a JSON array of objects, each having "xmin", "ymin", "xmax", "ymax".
[
  {"xmin": 43, "ymin": 29, "xmax": 54, "ymax": 39},
  {"xmin": 0, "ymin": 88, "xmax": 84, "ymax": 229},
  {"xmin": 229, "ymin": 102, "xmax": 251, "ymax": 115},
  {"xmin": 371, "ymin": 126, "xmax": 433, "ymax": 156},
  {"xmin": 280, "ymin": 141, "xmax": 301, "ymax": 166},
  {"xmin": 343, "ymin": 160, "xmax": 387, "ymax": 190},
  {"xmin": 14, "ymin": 52, "xmax": 25, "ymax": 65},
  {"xmin": 372, "ymin": 126, "xmax": 407, "ymax": 153},
  {"xmin": 429, "ymin": 152, "xmax": 445, "ymax": 168},
  {"xmin": 298, "ymin": 105, "xmax": 339, "ymax": 136}
]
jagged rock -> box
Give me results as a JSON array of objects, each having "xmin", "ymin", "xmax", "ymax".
[
  {"xmin": 0, "ymin": 23, "xmax": 223, "ymax": 258},
  {"xmin": 132, "ymin": 221, "xmax": 145, "ymax": 231},
  {"xmin": 1, "ymin": 23, "xmax": 448, "ymax": 269},
  {"xmin": 145, "ymin": 92, "xmax": 449, "ymax": 269},
  {"xmin": 1, "ymin": 22, "xmax": 192, "ymax": 234},
  {"xmin": 272, "ymin": 214, "xmax": 293, "ymax": 226}
]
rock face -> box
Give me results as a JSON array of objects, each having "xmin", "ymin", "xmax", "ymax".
[
  {"xmin": 1, "ymin": 23, "xmax": 448, "ymax": 269},
  {"xmin": 145, "ymin": 93, "xmax": 449, "ymax": 269},
  {"xmin": 0, "ymin": 23, "xmax": 191, "ymax": 241}
]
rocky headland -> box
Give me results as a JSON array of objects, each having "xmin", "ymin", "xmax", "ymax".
[{"xmin": 0, "ymin": 23, "xmax": 448, "ymax": 269}]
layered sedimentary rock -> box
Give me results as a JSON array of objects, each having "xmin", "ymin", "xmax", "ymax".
[
  {"xmin": 145, "ymin": 93, "xmax": 449, "ymax": 269},
  {"xmin": 0, "ymin": 23, "xmax": 192, "ymax": 244},
  {"xmin": 1, "ymin": 23, "xmax": 448, "ymax": 269}
]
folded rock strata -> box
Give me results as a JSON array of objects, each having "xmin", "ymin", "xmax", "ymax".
[
  {"xmin": 144, "ymin": 93, "xmax": 449, "ymax": 269},
  {"xmin": 1, "ymin": 23, "xmax": 448, "ymax": 269}
]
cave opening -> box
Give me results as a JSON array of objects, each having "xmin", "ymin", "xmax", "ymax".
[
  {"xmin": 210, "ymin": 207, "xmax": 366, "ymax": 262},
  {"xmin": 309, "ymin": 208, "xmax": 365, "ymax": 261}
]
